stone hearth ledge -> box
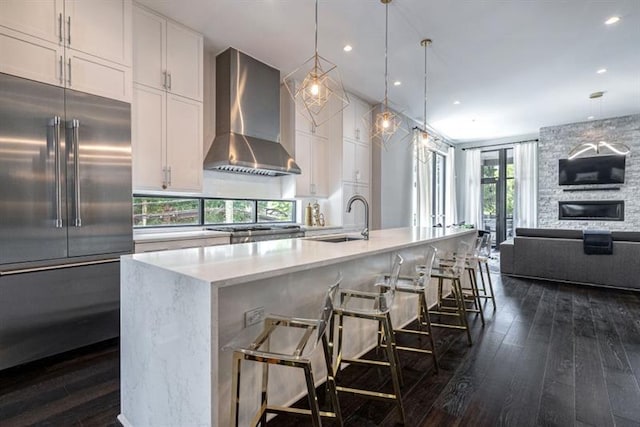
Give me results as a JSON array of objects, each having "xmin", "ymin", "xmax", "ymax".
[{"xmin": 118, "ymin": 227, "xmax": 476, "ymax": 427}]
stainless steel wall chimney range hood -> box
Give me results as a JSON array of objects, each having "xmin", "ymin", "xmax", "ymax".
[{"xmin": 204, "ymin": 48, "xmax": 301, "ymax": 176}]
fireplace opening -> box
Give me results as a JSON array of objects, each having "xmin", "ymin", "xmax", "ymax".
[{"xmin": 558, "ymin": 200, "xmax": 624, "ymax": 221}]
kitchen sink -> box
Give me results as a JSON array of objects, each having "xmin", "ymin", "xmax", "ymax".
[{"xmin": 310, "ymin": 235, "xmax": 365, "ymax": 243}]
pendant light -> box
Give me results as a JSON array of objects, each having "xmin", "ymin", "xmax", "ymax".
[
  {"xmin": 416, "ymin": 38, "xmax": 433, "ymax": 163},
  {"xmin": 372, "ymin": 0, "xmax": 403, "ymax": 146},
  {"xmin": 568, "ymin": 91, "xmax": 631, "ymax": 159},
  {"xmin": 283, "ymin": 0, "xmax": 349, "ymax": 128}
]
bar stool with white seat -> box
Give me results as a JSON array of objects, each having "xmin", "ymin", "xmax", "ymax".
[
  {"xmin": 429, "ymin": 241, "xmax": 474, "ymax": 345},
  {"xmin": 225, "ymin": 277, "xmax": 343, "ymax": 427},
  {"xmin": 330, "ymin": 254, "xmax": 406, "ymax": 424},
  {"xmin": 377, "ymin": 246, "xmax": 439, "ymax": 371}
]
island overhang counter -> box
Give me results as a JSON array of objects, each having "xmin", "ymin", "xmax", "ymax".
[{"xmin": 118, "ymin": 227, "xmax": 476, "ymax": 427}]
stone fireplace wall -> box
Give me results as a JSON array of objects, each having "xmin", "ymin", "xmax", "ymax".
[{"xmin": 538, "ymin": 114, "xmax": 640, "ymax": 230}]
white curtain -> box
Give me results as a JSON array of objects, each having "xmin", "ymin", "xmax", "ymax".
[
  {"xmin": 514, "ymin": 141, "xmax": 538, "ymax": 228},
  {"xmin": 463, "ymin": 148, "xmax": 482, "ymax": 228},
  {"xmin": 445, "ymin": 146, "xmax": 458, "ymax": 226},
  {"xmin": 412, "ymin": 131, "xmax": 432, "ymax": 227}
]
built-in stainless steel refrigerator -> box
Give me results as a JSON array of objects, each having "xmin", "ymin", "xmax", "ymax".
[{"xmin": 0, "ymin": 72, "xmax": 132, "ymax": 370}]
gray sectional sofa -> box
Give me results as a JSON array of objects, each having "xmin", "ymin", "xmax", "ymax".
[{"xmin": 500, "ymin": 228, "xmax": 640, "ymax": 290}]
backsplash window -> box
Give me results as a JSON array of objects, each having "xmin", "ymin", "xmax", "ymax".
[
  {"xmin": 133, "ymin": 196, "xmax": 295, "ymax": 228},
  {"xmin": 257, "ymin": 200, "xmax": 295, "ymax": 223},
  {"xmin": 204, "ymin": 199, "xmax": 254, "ymax": 224},
  {"xmin": 133, "ymin": 197, "xmax": 200, "ymax": 227}
]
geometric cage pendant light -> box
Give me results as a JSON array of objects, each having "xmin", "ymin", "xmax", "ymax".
[
  {"xmin": 371, "ymin": 0, "xmax": 404, "ymax": 147},
  {"xmin": 283, "ymin": 0, "xmax": 349, "ymax": 128}
]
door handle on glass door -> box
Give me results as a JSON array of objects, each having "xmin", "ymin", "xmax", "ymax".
[{"xmin": 71, "ymin": 119, "xmax": 82, "ymax": 227}]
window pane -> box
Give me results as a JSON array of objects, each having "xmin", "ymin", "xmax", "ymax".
[
  {"xmin": 506, "ymin": 148, "xmax": 515, "ymax": 178},
  {"xmin": 481, "ymin": 150, "xmax": 499, "ymax": 179},
  {"xmin": 257, "ymin": 200, "xmax": 295, "ymax": 223},
  {"xmin": 133, "ymin": 197, "xmax": 200, "ymax": 227},
  {"xmin": 204, "ymin": 199, "xmax": 254, "ymax": 224}
]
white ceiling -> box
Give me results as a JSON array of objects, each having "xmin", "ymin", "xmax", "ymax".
[{"xmin": 138, "ymin": 0, "xmax": 640, "ymax": 143}]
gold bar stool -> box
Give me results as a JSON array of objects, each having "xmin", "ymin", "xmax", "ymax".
[
  {"xmin": 440, "ymin": 237, "xmax": 486, "ymax": 326},
  {"xmin": 226, "ymin": 277, "xmax": 343, "ymax": 427},
  {"xmin": 377, "ymin": 246, "xmax": 439, "ymax": 372},
  {"xmin": 474, "ymin": 233, "xmax": 497, "ymax": 310},
  {"xmin": 429, "ymin": 241, "xmax": 474, "ymax": 345},
  {"xmin": 330, "ymin": 254, "xmax": 406, "ymax": 424}
]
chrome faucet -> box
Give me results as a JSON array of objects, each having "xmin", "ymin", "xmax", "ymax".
[{"xmin": 346, "ymin": 194, "xmax": 369, "ymax": 240}]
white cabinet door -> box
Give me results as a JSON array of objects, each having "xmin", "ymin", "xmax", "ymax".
[
  {"xmin": 355, "ymin": 98, "xmax": 371, "ymax": 144},
  {"xmin": 342, "ymin": 139, "xmax": 356, "ymax": 182},
  {"xmin": 132, "ymin": 84, "xmax": 165, "ymax": 191},
  {"xmin": 0, "ymin": 29, "xmax": 64, "ymax": 86},
  {"xmin": 166, "ymin": 21, "xmax": 202, "ymax": 101},
  {"xmin": 65, "ymin": 0, "xmax": 132, "ymax": 66},
  {"xmin": 133, "ymin": 5, "xmax": 165, "ymax": 90},
  {"xmin": 166, "ymin": 94, "xmax": 203, "ymax": 192},
  {"xmin": 342, "ymin": 99, "xmax": 356, "ymax": 141},
  {"xmin": 294, "ymin": 131, "xmax": 312, "ymax": 197},
  {"xmin": 67, "ymin": 50, "xmax": 132, "ymax": 102},
  {"xmin": 312, "ymin": 136, "xmax": 328, "ymax": 197},
  {"xmin": 0, "ymin": 0, "xmax": 63, "ymax": 44},
  {"xmin": 354, "ymin": 142, "xmax": 370, "ymax": 185}
]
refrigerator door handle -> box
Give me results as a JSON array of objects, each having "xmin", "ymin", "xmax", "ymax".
[
  {"xmin": 50, "ymin": 116, "xmax": 63, "ymax": 228},
  {"xmin": 71, "ymin": 119, "xmax": 82, "ymax": 227}
]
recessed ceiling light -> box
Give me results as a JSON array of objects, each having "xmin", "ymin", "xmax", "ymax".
[
  {"xmin": 343, "ymin": 44, "xmax": 353, "ymax": 52},
  {"xmin": 588, "ymin": 116, "xmax": 595, "ymax": 120},
  {"xmin": 597, "ymin": 68, "xmax": 607, "ymax": 74},
  {"xmin": 605, "ymin": 16, "xmax": 620, "ymax": 25},
  {"xmin": 393, "ymin": 80, "xmax": 401, "ymax": 86},
  {"xmin": 453, "ymin": 100, "xmax": 461, "ymax": 105}
]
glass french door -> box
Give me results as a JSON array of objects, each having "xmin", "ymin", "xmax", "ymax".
[
  {"xmin": 432, "ymin": 153, "xmax": 446, "ymax": 226},
  {"xmin": 481, "ymin": 149, "xmax": 514, "ymax": 246}
]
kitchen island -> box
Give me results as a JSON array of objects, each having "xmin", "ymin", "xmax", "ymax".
[{"xmin": 118, "ymin": 227, "xmax": 476, "ymax": 427}]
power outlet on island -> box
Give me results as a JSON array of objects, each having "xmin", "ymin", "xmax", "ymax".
[{"xmin": 244, "ymin": 307, "xmax": 265, "ymax": 328}]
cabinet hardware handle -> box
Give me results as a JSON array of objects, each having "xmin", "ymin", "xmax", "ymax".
[
  {"xmin": 67, "ymin": 58, "xmax": 71, "ymax": 86},
  {"xmin": 356, "ymin": 128, "xmax": 360, "ymax": 140},
  {"xmin": 0, "ymin": 258, "xmax": 119, "ymax": 276},
  {"xmin": 67, "ymin": 16, "xmax": 71, "ymax": 45},
  {"xmin": 167, "ymin": 73, "xmax": 172, "ymax": 90},
  {"xmin": 59, "ymin": 56, "xmax": 63, "ymax": 84},
  {"xmin": 50, "ymin": 116, "xmax": 63, "ymax": 228},
  {"xmin": 58, "ymin": 13, "xmax": 63, "ymax": 43},
  {"xmin": 167, "ymin": 166, "xmax": 172, "ymax": 186},
  {"xmin": 162, "ymin": 71, "xmax": 167, "ymax": 89},
  {"xmin": 161, "ymin": 167, "xmax": 167, "ymax": 189},
  {"xmin": 71, "ymin": 119, "xmax": 81, "ymax": 227}
]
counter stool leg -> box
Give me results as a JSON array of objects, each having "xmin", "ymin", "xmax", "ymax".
[
  {"xmin": 484, "ymin": 261, "xmax": 497, "ymax": 310},
  {"xmin": 230, "ymin": 352, "xmax": 243, "ymax": 427},
  {"xmin": 259, "ymin": 352, "xmax": 269, "ymax": 426},
  {"xmin": 321, "ymin": 335, "xmax": 344, "ymax": 427},
  {"xmin": 385, "ymin": 312, "xmax": 403, "ymax": 386},
  {"xmin": 454, "ymin": 278, "xmax": 473, "ymax": 346},
  {"xmin": 302, "ymin": 364, "xmax": 322, "ymax": 427},
  {"xmin": 468, "ymin": 268, "xmax": 485, "ymax": 326},
  {"xmin": 419, "ymin": 292, "xmax": 439, "ymax": 372},
  {"xmin": 437, "ymin": 277, "xmax": 444, "ymax": 310},
  {"xmin": 382, "ymin": 315, "xmax": 406, "ymax": 424}
]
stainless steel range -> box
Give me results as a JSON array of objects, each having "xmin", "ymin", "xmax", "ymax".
[{"xmin": 207, "ymin": 225, "xmax": 304, "ymax": 244}]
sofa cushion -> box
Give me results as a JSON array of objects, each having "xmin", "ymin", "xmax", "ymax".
[{"xmin": 515, "ymin": 228, "xmax": 582, "ymax": 239}]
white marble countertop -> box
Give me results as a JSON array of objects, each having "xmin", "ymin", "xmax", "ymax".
[
  {"xmin": 126, "ymin": 227, "xmax": 476, "ymax": 287},
  {"xmin": 133, "ymin": 229, "xmax": 231, "ymax": 243}
]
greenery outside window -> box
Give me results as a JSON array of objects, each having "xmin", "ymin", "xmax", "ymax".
[{"xmin": 133, "ymin": 196, "xmax": 296, "ymax": 228}]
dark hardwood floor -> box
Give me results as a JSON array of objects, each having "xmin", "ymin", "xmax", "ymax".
[{"xmin": 2, "ymin": 271, "xmax": 640, "ymax": 427}]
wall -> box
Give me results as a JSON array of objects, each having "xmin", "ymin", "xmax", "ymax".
[{"xmin": 538, "ymin": 114, "xmax": 640, "ymax": 230}]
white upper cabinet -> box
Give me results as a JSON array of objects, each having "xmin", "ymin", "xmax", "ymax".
[
  {"xmin": 0, "ymin": 0, "xmax": 63, "ymax": 44},
  {"xmin": 131, "ymin": 5, "xmax": 204, "ymax": 193},
  {"xmin": 0, "ymin": 0, "xmax": 132, "ymax": 102},
  {"xmin": 166, "ymin": 21, "xmax": 202, "ymax": 101},
  {"xmin": 65, "ymin": 0, "xmax": 132, "ymax": 66},
  {"xmin": 343, "ymin": 95, "xmax": 371, "ymax": 144},
  {"xmin": 342, "ymin": 138, "xmax": 370, "ymax": 185},
  {"xmin": 133, "ymin": 5, "xmax": 203, "ymax": 101},
  {"xmin": 295, "ymin": 131, "xmax": 328, "ymax": 198}
]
